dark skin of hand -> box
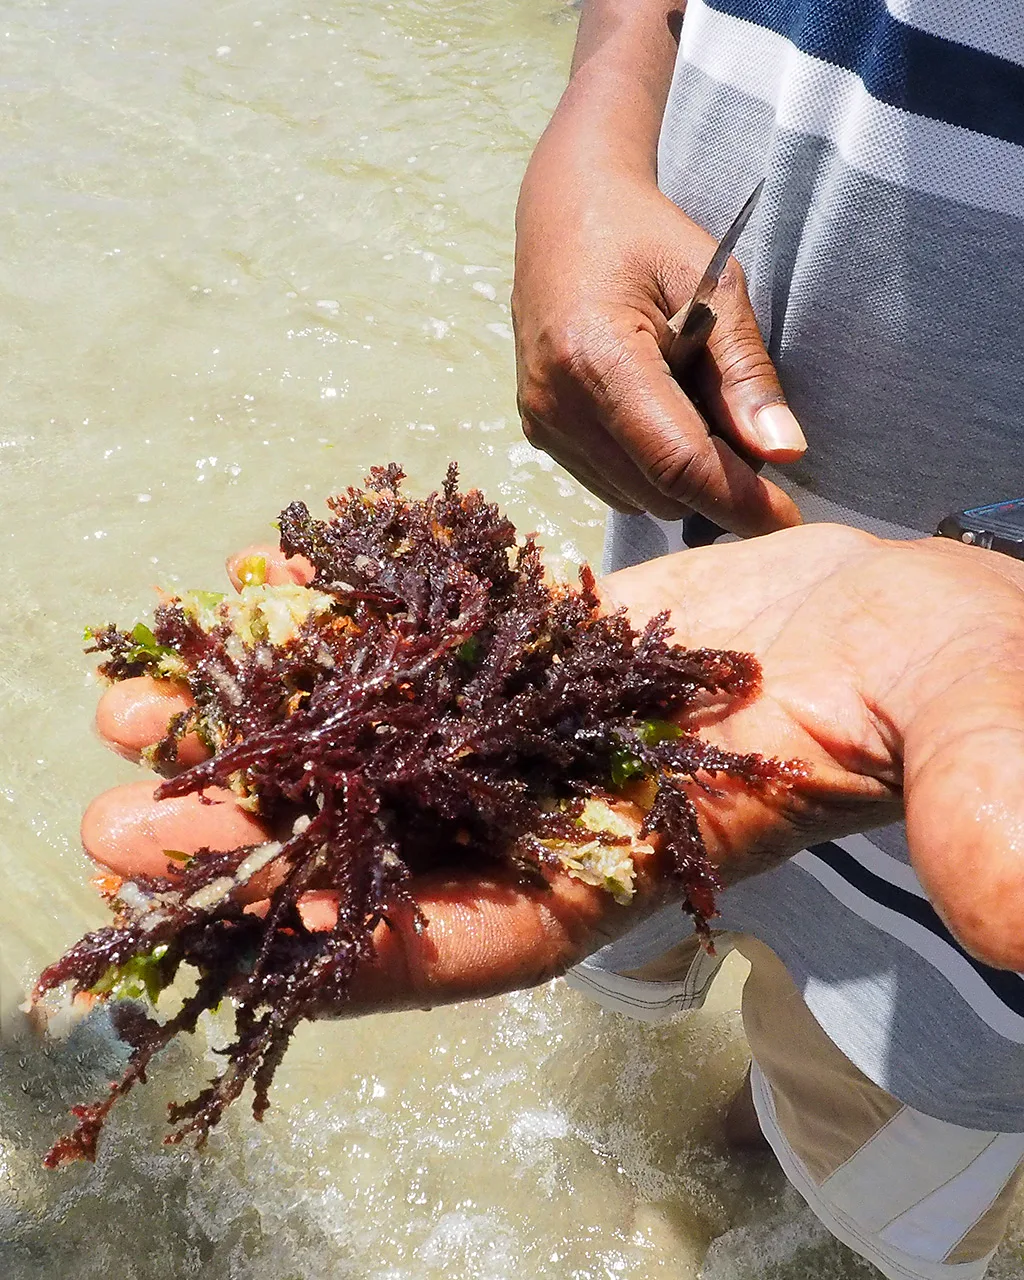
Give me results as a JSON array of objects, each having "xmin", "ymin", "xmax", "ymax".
[
  {"xmin": 84, "ymin": 528, "xmax": 1024, "ymax": 1020},
  {"xmin": 512, "ymin": 0, "xmax": 807, "ymax": 532}
]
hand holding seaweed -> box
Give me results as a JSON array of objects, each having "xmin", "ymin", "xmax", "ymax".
[
  {"xmin": 35, "ymin": 465, "xmax": 796, "ymax": 1165},
  {"xmin": 34, "ymin": 468, "xmax": 1024, "ymax": 1166}
]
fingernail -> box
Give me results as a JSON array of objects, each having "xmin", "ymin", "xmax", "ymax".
[{"xmin": 753, "ymin": 403, "xmax": 807, "ymax": 456}]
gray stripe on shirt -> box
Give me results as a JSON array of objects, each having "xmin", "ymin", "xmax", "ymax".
[{"xmin": 657, "ymin": 66, "xmax": 1024, "ymax": 531}]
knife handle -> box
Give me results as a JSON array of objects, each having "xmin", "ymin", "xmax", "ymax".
[{"xmin": 666, "ymin": 300, "xmax": 716, "ymax": 380}]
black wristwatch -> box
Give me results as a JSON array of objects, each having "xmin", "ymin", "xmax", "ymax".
[{"xmin": 936, "ymin": 499, "xmax": 1024, "ymax": 560}]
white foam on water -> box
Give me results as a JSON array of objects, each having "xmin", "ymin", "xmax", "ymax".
[
  {"xmin": 701, "ymin": 1188, "xmax": 871, "ymax": 1280},
  {"xmin": 416, "ymin": 1210, "xmax": 521, "ymax": 1277}
]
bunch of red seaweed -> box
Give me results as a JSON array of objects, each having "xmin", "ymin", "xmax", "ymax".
[{"xmin": 34, "ymin": 464, "xmax": 788, "ymax": 1166}]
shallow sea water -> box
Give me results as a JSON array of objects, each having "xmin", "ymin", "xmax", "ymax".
[{"xmin": 1, "ymin": 2, "xmax": 1021, "ymax": 1277}]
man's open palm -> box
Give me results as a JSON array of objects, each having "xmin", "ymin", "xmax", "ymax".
[{"xmin": 83, "ymin": 526, "xmax": 1024, "ymax": 1018}]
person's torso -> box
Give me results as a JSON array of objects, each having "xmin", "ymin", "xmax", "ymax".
[
  {"xmin": 609, "ymin": 0, "xmax": 1024, "ymax": 1131},
  {"xmin": 717, "ymin": 831, "xmax": 1024, "ymax": 1132},
  {"xmin": 658, "ymin": 0, "xmax": 1024, "ymax": 533}
]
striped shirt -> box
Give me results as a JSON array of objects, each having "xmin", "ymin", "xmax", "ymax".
[{"xmin": 586, "ymin": 0, "xmax": 1024, "ymax": 1132}]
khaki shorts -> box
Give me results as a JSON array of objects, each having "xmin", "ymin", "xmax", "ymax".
[{"xmin": 566, "ymin": 935, "xmax": 1024, "ymax": 1280}]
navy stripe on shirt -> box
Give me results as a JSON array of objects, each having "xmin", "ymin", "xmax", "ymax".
[
  {"xmin": 807, "ymin": 842, "xmax": 1024, "ymax": 1017},
  {"xmin": 703, "ymin": 0, "xmax": 1024, "ymax": 147}
]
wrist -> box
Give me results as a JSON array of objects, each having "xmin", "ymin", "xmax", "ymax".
[
  {"xmin": 544, "ymin": 72, "xmax": 664, "ymax": 183},
  {"xmin": 518, "ymin": 101, "xmax": 661, "ymax": 226}
]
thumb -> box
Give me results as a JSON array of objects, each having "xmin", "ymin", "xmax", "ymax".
[
  {"xmin": 696, "ymin": 266, "xmax": 807, "ymax": 463},
  {"xmin": 902, "ymin": 630, "xmax": 1024, "ymax": 971}
]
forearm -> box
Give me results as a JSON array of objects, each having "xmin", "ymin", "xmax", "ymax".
[
  {"xmin": 512, "ymin": 0, "xmax": 800, "ymax": 532},
  {"xmin": 531, "ymin": 0, "xmax": 683, "ymax": 184}
]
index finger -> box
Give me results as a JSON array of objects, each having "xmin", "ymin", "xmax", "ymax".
[
  {"xmin": 600, "ymin": 331, "xmax": 801, "ymax": 536},
  {"xmin": 80, "ymin": 777, "xmax": 673, "ymax": 1012},
  {"xmin": 341, "ymin": 869, "xmax": 622, "ymax": 1014}
]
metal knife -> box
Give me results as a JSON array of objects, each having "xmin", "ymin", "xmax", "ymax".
[{"xmin": 665, "ymin": 178, "xmax": 765, "ymax": 379}]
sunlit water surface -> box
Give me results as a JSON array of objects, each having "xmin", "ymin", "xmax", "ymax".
[{"xmin": 1, "ymin": 2, "xmax": 1021, "ymax": 1276}]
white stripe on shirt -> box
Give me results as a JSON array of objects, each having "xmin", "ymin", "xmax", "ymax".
[{"xmin": 676, "ymin": 0, "xmax": 1024, "ymax": 218}]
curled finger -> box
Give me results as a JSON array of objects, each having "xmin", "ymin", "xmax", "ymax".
[
  {"xmin": 522, "ymin": 411, "xmax": 644, "ymax": 513},
  {"xmin": 81, "ymin": 779, "xmax": 281, "ymax": 901},
  {"xmin": 95, "ymin": 676, "xmax": 205, "ymax": 764},
  {"xmin": 226, "ymin": 544, "xmax": 315, "ymax": 592},
  {"xmin": 608, "ymin": 335, "xmax": 802, "ymax": 535}
]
